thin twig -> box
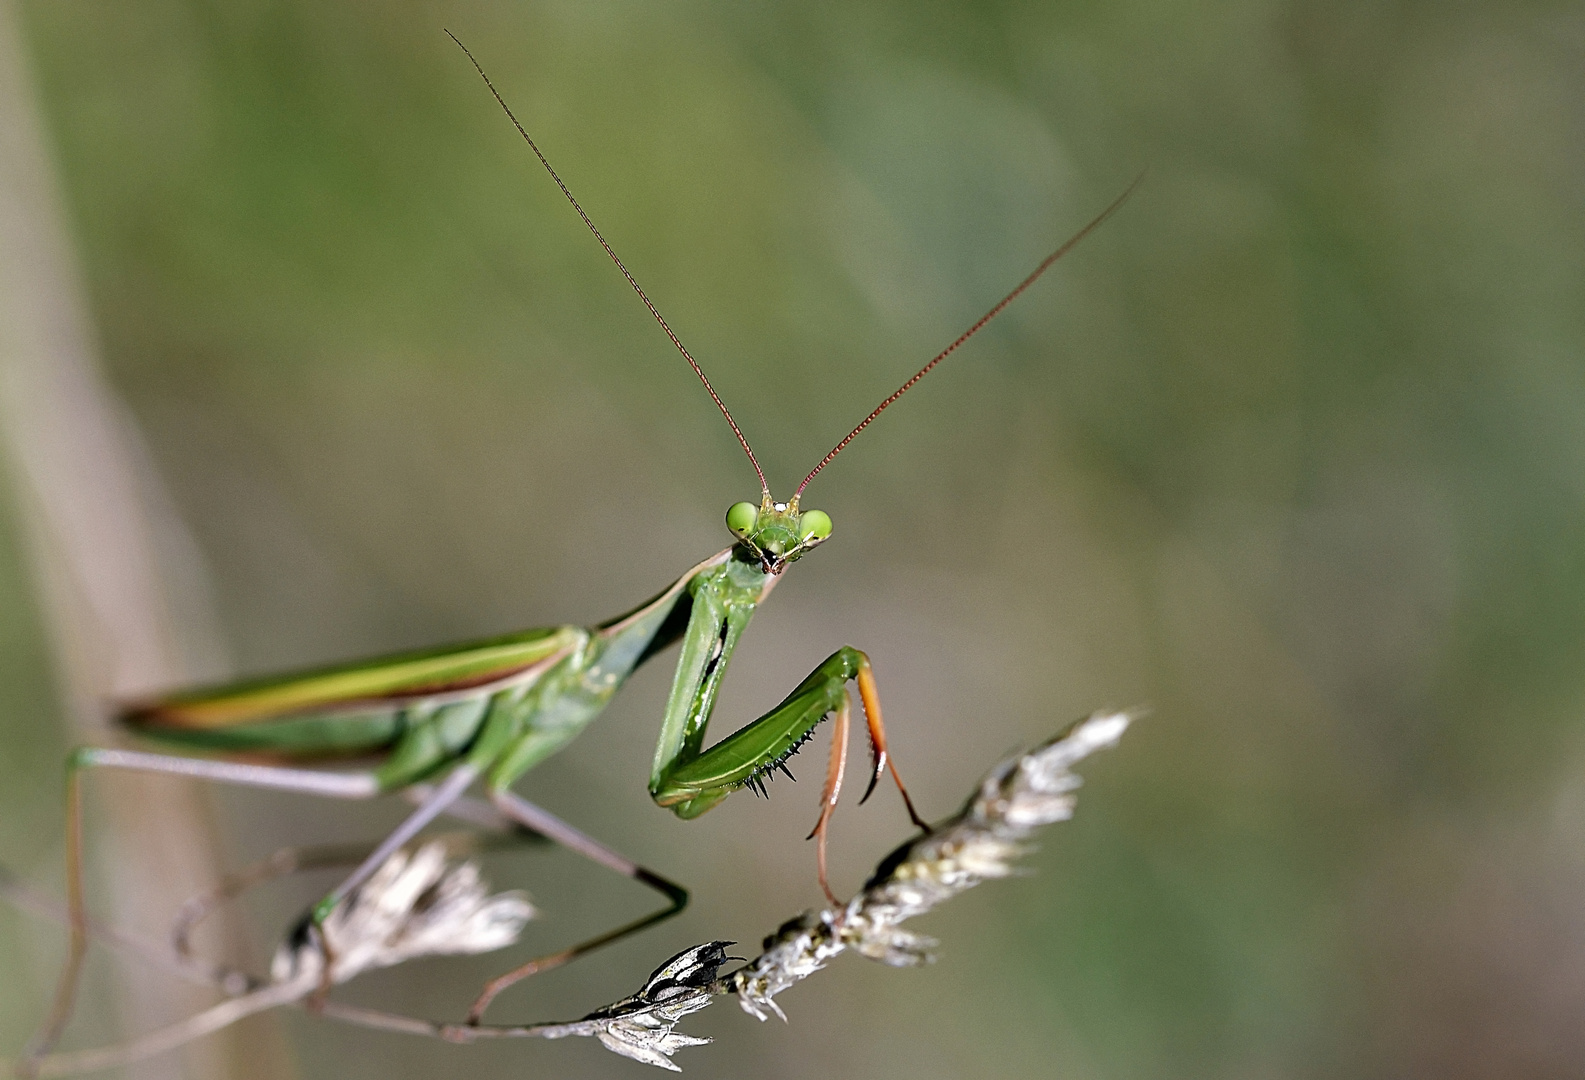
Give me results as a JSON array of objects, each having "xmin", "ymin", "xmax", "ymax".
[{"xmin": 30, "ymin": 982, "xmax": 309, "ymax": 1078}]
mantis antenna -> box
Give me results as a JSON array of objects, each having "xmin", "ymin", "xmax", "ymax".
[
  {"xmin": 447, "ymin": 31, "xmax": 770, "ymax": 497},
  {"xmin": 793, "ymin": 173, "xmax": 1144, "ymax": 500},
  {"xmin": 450, "ymin": 31, "xmax": 1137, "ymax": 502}
]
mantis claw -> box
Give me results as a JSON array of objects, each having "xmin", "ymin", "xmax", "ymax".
[{"xmin": 859, "ymin": 744, "xmax": 886, "ymax": 805}]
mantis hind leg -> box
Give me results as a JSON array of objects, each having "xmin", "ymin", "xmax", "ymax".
[
  {"xmin": 463, "ymin": 789, "xmax": 689, "ymax": 1025},
  {"xmin": 20, "ymin": 748, "xmax": 381, "ymax": 1078}
]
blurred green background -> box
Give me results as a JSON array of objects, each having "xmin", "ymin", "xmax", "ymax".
[{"xmin": 3, "ymin": 0, "xmax": 1584, "ymax": 1077}]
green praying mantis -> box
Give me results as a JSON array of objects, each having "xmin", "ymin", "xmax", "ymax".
[{"xmin": 21, "ymin": 34, "xmax": 1138, "ymax": 1074}]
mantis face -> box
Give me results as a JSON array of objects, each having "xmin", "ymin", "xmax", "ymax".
[{"xmin": 725, "ymin": 495, "xmax": 833, "ymax": 575}]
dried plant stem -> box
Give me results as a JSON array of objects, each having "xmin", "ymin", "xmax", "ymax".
[
  {"xmin": 7, "ymin": 712, "xmax": 1131, "ymax": 1075},
  {"xmin": 309, "ymin": 711, "xmax": 1136, "ymax": 1069},
  {"xmin": 29, "ymin": 983, "xmax": 309, "ymax": 1078}
]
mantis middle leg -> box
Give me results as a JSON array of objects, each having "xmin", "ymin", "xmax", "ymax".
[{"xmin": 463, "ymin": 790, "xmax": 688, "ymax": 1024}]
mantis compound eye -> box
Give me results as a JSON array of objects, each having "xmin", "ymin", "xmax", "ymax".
[
  {"xmin": 797, "ymin": 510, "xmax": 832, "ymax": 543},
  {"xmin": 726, "ymin": 501, "xmax": 759, "ymax": 538}
]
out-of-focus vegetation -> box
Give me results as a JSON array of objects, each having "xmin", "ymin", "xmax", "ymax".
[{"xmin": 3, "ymin": 0, "xmax": 1584, "ymax": 1077}]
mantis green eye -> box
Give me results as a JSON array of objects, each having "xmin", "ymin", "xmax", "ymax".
[
  {"xmin": 797, "ymin": 509, "xmax": 832, "ymax": 543},
  {"xmin": 726, "ymin": 501, "xmax": 759, "ymax": 537}
]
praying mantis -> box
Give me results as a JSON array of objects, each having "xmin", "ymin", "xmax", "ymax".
[{"xmin": 20, "ymin": 33, "xmax": 1137, "ymax": 1075}]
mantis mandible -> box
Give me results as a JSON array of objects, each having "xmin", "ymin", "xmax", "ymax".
[{"xmin": 22, "ymin": 33, "xmax": 1137, "ymax": 1073}]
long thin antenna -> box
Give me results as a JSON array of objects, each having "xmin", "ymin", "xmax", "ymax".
[
  {"xmin": 794, "ymin": 174, "xmax": 1143, "ymax": 500},
  {"xmin": 447, "ymin": 32, "xmax": 769, "ymax": 495}
]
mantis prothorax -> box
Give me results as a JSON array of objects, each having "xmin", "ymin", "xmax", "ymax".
[{"xmin": 21, "ymin": 32, "xmax": 1138, "ymax": 1074}]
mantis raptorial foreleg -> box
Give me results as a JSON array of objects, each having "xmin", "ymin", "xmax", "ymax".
[
  {"xmin": 651, "ymin": 645, "xmax": 930, "ymax": 903},
  {"xmin": 800, "ymin": 659, "xmax": 930, "ymax": 903}
]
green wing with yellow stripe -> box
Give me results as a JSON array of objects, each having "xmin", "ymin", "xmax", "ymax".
[{"xmin": 121, "ymin": 625, "xmax": 581, "ymax": 756}]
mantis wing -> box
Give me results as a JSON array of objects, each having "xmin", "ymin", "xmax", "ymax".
[
  {"xmin": 122, "ymin": 625, "xmax": 582, "ymax": 749},
  {"xmin": 121, "ymin": 550, "xmax": 738, "ymax": 761}
]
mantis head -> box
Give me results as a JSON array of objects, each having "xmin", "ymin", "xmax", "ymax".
[{"xmin": 726, "ymin": 494, "xmax": 832, "ymax": 575}]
